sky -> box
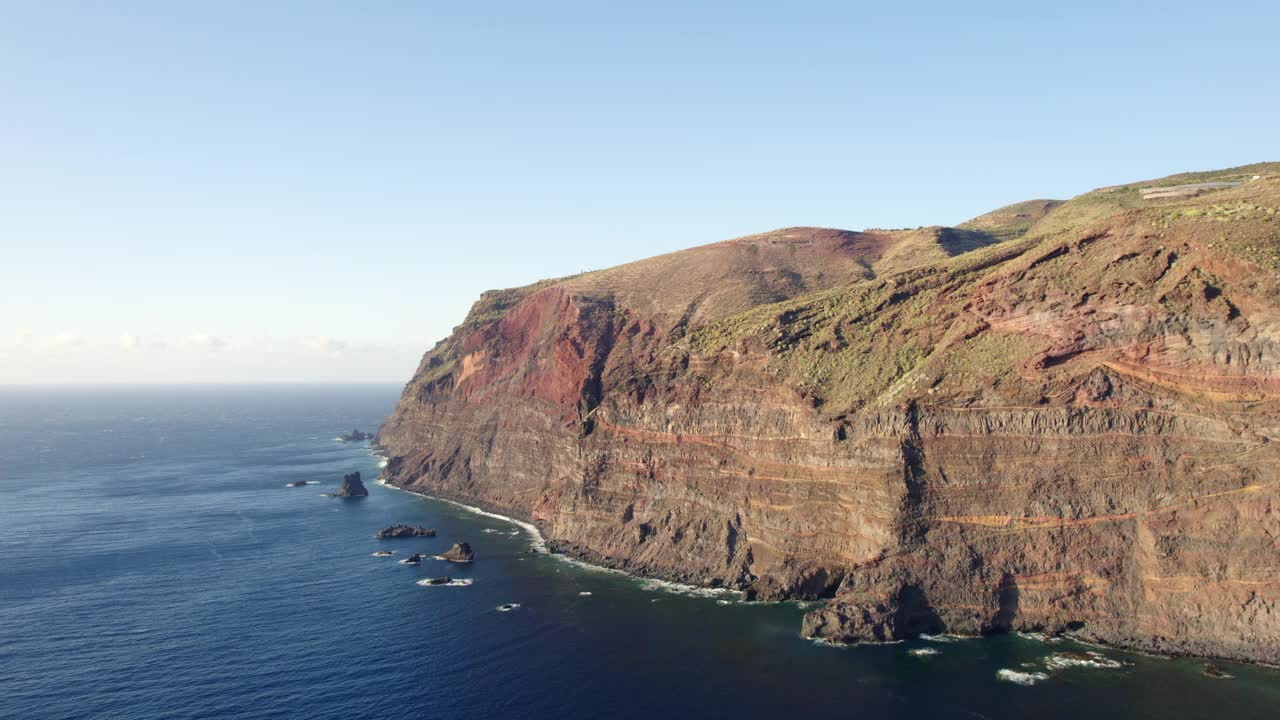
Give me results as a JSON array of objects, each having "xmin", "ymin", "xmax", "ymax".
[{"xmin": 2, "ymin": 1, "xmax": 1277, "ymax": 384}]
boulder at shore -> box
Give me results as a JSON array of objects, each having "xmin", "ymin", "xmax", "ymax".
[
  {"xmin": 332, "ymin": 472, "xmax": 368, "ymax": 497},
  {"xmin": 438, "ymin": 542, "xmax": 475, "ymax": 563},
  {"xmin": 375, "ymin": 524, "xmax": 437, "ymax": 539}
]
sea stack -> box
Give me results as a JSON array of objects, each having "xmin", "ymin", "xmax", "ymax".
[
  {"xmin": 438, "ymin": 542, "xmax": 474, "ymax": 563},
  {"xmin": 333, "ymin": 471, "xmax": 368, "ymax": 497},
  {"xmin": 338, "ymin": 428, "xmax": 372, "ymax": 442}
]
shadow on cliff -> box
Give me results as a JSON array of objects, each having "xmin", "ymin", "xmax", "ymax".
[
  {"xmin": 987, "ymin": 572, "xmax": 1020, "ymax": 633},
  {"xmin": 894, "ymin": 584, "xmax": 945, "ymax": 636}
]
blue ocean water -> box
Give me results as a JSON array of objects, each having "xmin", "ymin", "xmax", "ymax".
[{"xmin": 1, "ymin": 385, "xmax": 1278, "ymax": 720}]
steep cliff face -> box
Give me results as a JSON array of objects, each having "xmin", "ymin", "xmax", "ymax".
[{"xmin": 378, "ymin": 163, "xmax": 1280, "ymax": 663}]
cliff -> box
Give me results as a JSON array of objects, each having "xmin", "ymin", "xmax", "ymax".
[{"xmin": 378, "ymin": 162, "xmax": 1280, "ymax": 663}]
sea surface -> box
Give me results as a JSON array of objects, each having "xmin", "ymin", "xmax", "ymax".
[{"xmin": 2, "ymin": 385, "xmax": 1278, "ymax": 720}]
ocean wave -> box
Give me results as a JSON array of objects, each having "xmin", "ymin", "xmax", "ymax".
[
  {"xmin": 809, "ymin": 637, "xmax": 903, "ymax": 649},
  {"xmin": 920, "ymin": 633, "xmax": 971, "ymax": 643},
  {"xmin": 908, "ymin": 648, "xmax": 941, "ymax": 657},
  {"xmin": 496, "ymin": 603, "xmax": 521, "ymax": 612},
  {"xmin": 1017, "ymin": 631, "xmax": 1064, "ymax": 644},
  {"xmin": 1043, "ymin": 652, "xmax": 1125, "ymax": 671},
  {"xmin": 578, "ymin": 591, "xmax": 593, "ymax": 596},
  {"xmin": 634, "ymin": 577, "xmax": 741, "ymax": 600},
  {"xmin": 997, "ymin": 668, "xmax": 1049, "ymax": 685}
]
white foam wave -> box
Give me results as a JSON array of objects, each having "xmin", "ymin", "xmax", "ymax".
[
  {"xmin": 1017, "ymin": 631, "xmax": 1064, "ymax": 644},
  {"xmin": 1043, "ymin": 652, "xmax": 1124, "ymax": 670},
  {"xmin": 908, "ymin": 648, "xmax": 941, "ymax": 656},
  {"xmin": 634, "ymin": 577, "xmax": 740, "ymax": 600},
  {"xmin": 997, "ymin": 668, "xmax": 1049, "ymax": 685},
  {"xmin": 496, "ymin": 603, "xmax": 521, "ymax": 612},
  {"xmin": 810, "ymin": 637, "xmax": 902, "ymax": 648},
  {"xmin": 920, "ymin": 633, "xmax": 971, "ymax": 643},
  {"xmin": 578, "ymin": 591, "xmax": 593, "ymax": 596}
]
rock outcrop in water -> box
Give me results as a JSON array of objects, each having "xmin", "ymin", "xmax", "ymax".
[
  {"xmin": 377, "ymin": 163, "xmax": 1280, "ymax": 664},
  {"xmin": 437, "ymin": 543, "xmax": 474, "ymax": 563},
  {"xmin": 332, "ymin": 472, "xmax": 368, "ymax": 497},
  {"xmin": 339, "ymin": 429, "xmax": 372, "ymax": 442},
  {"xmin": 375, "ymin": 524, "xmax": 437, "ymax": 539}
]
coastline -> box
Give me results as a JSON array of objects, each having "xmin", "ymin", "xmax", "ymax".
[
  {"xmin": 363, "ymin": 449, "xmax": 1271, "ymax": 668},
  {"xmin": 372, "ymin": 472, "xmax": 741, "ymax": 600}
]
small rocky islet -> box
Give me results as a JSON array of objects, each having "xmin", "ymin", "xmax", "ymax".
[
  {"xmin": 325, "ymin": 472, "xmax": 367, "ymax": 498},
  {"xmin": 375, "ymin": 524, "xmax": 436, "ymax": 539},
  {"xmin": 337, "ymin": 428, "xmax": 372, "ymax": 442},
  {"xmin": 436, "ymin": 542, "xmax": 475, "ymax": 563}
]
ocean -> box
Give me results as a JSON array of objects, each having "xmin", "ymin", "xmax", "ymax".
[{"xmin": 1, "ymin": 385, "xmax": 1277, "ymax": 719}]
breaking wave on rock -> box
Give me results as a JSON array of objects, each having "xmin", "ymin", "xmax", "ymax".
[
  {"xmin": 997, "ymin": 669, "xmax": 1049, "ymax": 685},
  {"xmin": 416, "ymin": 578, "xmax": 474, "ymax": 588},
  {"xmin": 1043, "ymin": 652, "xmax": 1126, "ymax": 670}
]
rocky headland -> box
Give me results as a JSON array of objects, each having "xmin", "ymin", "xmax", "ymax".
[{"xmin": 376, "ymin": 163, "xmax": 1280, "ymax": 663}]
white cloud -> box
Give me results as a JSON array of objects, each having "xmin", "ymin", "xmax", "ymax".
[
  {"xmin": 186, "ymin": 333, "xmax": 227, "ymax": 350},
  {"xmin": 301, "ymin": 335, "xmax": 349, "ymax": 354},
  {"xmin": 51, "ymin": 332, "xmax": 83, "ymax": 348},
  {"xmin": 118, "ymin": 334, "xmax": 143, "ymax": 351}
]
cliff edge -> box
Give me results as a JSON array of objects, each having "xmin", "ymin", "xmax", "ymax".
[{"xmin": 378, "ymin": 162, "xmax": 1280, "ymax": 663}]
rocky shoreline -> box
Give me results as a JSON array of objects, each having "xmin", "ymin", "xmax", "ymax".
[{"xmin": 380, "ymin": 475, "xmax": 1274, "ymax": 667}]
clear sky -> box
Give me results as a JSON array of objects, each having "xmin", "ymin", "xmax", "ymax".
[{"xmin": 2, "ymin": 1, "xmax": 1277, "ymax": 384}]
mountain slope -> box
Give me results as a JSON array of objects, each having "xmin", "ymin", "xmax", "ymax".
[{"xmin": 377, "ymin": 163, "xmax": 1280, "ymax": 663}]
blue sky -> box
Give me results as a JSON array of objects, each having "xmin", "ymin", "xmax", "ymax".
[{"xmin": 2, "ymin": 1, "xmax": 1277, "ymax": 383}]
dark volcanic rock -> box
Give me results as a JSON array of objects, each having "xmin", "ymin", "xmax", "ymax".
[
  {"xmin": 376, "ymin": 162, "xmax": 1280, "ymax": 664},
  {"xmin": 375, "ymin": 524, "xmax": 437, "ymax": 539},
  {"xmin": 285, "ymin": 480, "xmax": 310, "ymax": 488},
  {"xmin": 338, "ymin": 428, "xmax": 372, "ymax": 442},
  {"xmin": 332, "ymin": 472, "xmax": 368, "ymax": 497},
  {"xmin": 424, "ymin": 576, "xmax": 452, "ymax": 585},
  {"xmin": 438, "ymin": 543, "xmax": 475, "ymax": 563},
  {"xmin": 399, "ymin": 553, "xmax": 424, "ymax": 565}
]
